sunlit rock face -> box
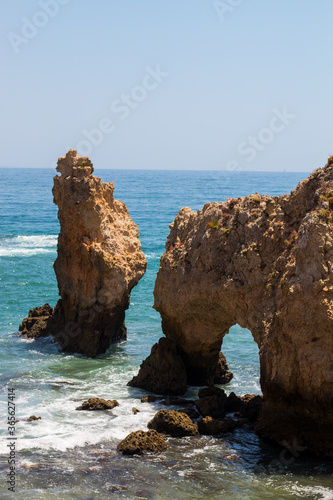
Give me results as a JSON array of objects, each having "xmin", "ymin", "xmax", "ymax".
[
  {"xmin": 152, "ymin": 158, "xmax": 333, "ymax": 457},
  {"xmin": 51, "ymin": 149, "xmax": 147, "ymax": 357},
  {"xmin": 20, "ymin": 149, "xmax": 147, "ymax": 358}
]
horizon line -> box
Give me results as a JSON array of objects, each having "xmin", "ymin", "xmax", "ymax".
[{"xmin": 0, "ymin": 166, "xmax": 312, "ymax": 174}]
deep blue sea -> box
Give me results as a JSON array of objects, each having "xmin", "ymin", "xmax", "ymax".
[{"xmin": 0, "ymin": 168, "xmax": 332, "ymax": 499}]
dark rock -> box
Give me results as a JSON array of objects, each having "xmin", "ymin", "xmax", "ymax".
[
  {"xmin": 198, "ymin": 416, "xmax": 238, "ymax": 435},
  {"xmin": 148, "ymin": 409, "xmax": 198, "ymax": 437},
  {"xmin": 19, "ymin": 304, "xmax": 53, "ymax": 339},
  {"xmin": 27, "ymin": 415, "xmax": 42, "ymax": 422},
  {"xmin": 239, "ymin": 394, "xmax": 263, "ymax": 423},
  {"xmin": 160, "ymin": 396, "xmax": 195, "ymax": 406},
  {"xmin": 195, "ymin": 386, "xmax": 227, "ymax": 419},
  {"xmin": 177, "ymin": 407, "xmax": 200, "ymax": 420},
  {"xmin": 76, "ymin": 398, "xmax": 119, "ymax": 411},
  {"xmin": 128, "ymin": 338, "xmax": 188, "ymax": 395},
  {"xmin": 214, "ymin": 352, "xmax": 234, "ymax": 384},
  {"xmin": 117, "ymin": 430, "xmax": 167, "ymax": 456},
  {"xmin": 132, "ymin": 407, "xmax": 140, "ymax": 415},
  {"xmin": 198, "ymin": 386, "xmax": 227, "ymax": 399},
  {"xmin": 225, "ymin": 392, "xmax": 242, "ymax": 412},
  {"xmin": 140, "ymin": 395, "xmax": 163, "ymax": 403}
]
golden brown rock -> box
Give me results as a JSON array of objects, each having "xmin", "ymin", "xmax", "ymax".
[
  {"xmin": 20, "ymin": 150, "xmax": 147, "ymax": 357},
  {"xmin": 152, "ymin": 158, "xmax": 333, "ymax": 457},
  {"xmin": 75, "ymin": 398, "xmax": 119, "ymax": 411},
  {"xmin": 147, "ymin": 409, "xmax": 198, "ymax": 437},
  {"xmin": 117, "ymin": 430, "xmax": 167, "ymax": 455},
  {"xmin": 19, "ymin": 304, "xmax": 53, "ymax": 338}
]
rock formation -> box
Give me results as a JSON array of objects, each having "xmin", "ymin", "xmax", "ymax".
[
  {"xmin": 19, "ymin": 304, "xmax": 53, "ymax": 339},
  {"xmin": 135, "ymin": 157, "xmax": 333, "ymax": 458},
  {"xmin": 75, "ymin": 398, "xmax": 119, "ymax": 411},
  {"xmin": 19, "ymin": 150, "xmax": 147, "ymax": 357},
  {"xmin": 128, "ymin": 338, "xmax": 233, "ymax": 394},
  {"xmin": 117, "ymin": 430, "xmax": 167, "ymax": 455},
  {"xmin": 147, "ymin": 409, "xmax": 198, "ymax": 437}
]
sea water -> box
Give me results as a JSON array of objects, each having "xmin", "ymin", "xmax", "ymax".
[{"xmin": 0, "ymin": 168, "xmax": 332, "ymax": 499}]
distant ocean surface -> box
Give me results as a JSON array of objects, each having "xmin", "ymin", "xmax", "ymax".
[{"xmin": 1, "ymin": 168, "xmax": 332, "ymax": 500}]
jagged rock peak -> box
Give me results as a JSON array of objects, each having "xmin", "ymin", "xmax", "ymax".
[{"xmin": 56, "ymin": 149, "xmax": 94, "ymax": 178}]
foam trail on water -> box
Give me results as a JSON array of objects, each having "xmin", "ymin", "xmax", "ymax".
[{"xmin": 0, "ymin": 235, "xmax": 57, "ymax": 257}]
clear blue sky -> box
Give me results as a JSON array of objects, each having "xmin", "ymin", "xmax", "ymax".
[{"xmin": 0, "ymin": 0, "xmax": 332, "ymax": 171}]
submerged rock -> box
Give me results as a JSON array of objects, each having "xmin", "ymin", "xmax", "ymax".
[
  {"xmin": 76, "ymin": 398, "xmax": 119, "ymax": 411},
  {"xmin": 147, "ymin": 409, "xmax": 198, "ymax": 437},
  {"xmin": 150, "ymin": 157, "xmax": 333, "ymax": 457},
  {"xmin": 19, "ymin": 150, "xmax": 147, "ymax": 357},
  {"xmin": 117, "ymin": 430, "xmax": 167, "ymax": 456},
  {"xmin": 27, "ymin": 415, "xmax": 42, "ymax": 422}
]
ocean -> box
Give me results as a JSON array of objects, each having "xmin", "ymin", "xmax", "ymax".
[{"xmin": 0, "ymin": 167, "xmax": 332, "ymax": 499}]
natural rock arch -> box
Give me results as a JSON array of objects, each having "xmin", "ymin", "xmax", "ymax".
[{"xmin": 130, "ymin": 158, "xmax": 333, "ymax": 458}]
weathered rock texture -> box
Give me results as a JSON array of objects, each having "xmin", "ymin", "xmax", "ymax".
[
  {"xmin": 128, "ymin": 338, "xmax": 188, "ymax": 395},
  {"xmin": 152, "ymin": 158, "xmax": 333, "ymax": 457},
  {"xmin": 128, "ymin": 338, "xmax": 233, "ymax": 394},
  {"xmin": 147, "ymin": 409, "xmax": 198, "ymax": 437},
  {"xmin": 75, "ymin": 398, "xmax": 119, "ymax": 411},
  {"xmin": 19, "ymin": 304, "xmax": 53, "ymax": 338},
  {"xmin": 20, "ymin": 150, "xmax": 147, "ymax": 357},
  {"xmin": 117, "ymin": 430, "xmax": 167, "ymax": 456}
]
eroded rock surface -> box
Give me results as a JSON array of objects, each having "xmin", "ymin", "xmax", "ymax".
[
  {"xmin": 147, "ymin": 409, "xmax": 198, "ymax": 437},
  {"xmin": 75, "ymin": 398, "xmax": 119, "ymax": 411},
  {"xmin": 19, "ymin": 304, "xmax": 53, "ymax": 338},
  {"xmin": 152, "ymin": 158, "xmax": 333, "ymax": 457},
  {"xmin": 129, "ymin": 338, "xmax": 232, "ymax": 394},
  {"xmin": 20, "ymin": 150, "xmax": 147, "ymax": 357},
  {"xmin": 117, "ymin": 430, "xmax": 167, "ymax": 456},
  {"xmin": 128, "ymin": 338, "xmax": 188, "ymax": 395}
]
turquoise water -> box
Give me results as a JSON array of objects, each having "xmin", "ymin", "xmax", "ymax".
[{"xmin": 0, "ymin": 168, "xmax": 332, "ymax": 499}]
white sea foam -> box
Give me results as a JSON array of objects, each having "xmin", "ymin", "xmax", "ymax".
[
  {"xmin": 0, "ymin": 235, "xmax": 57, "ymax": 257},
  {"xmin": 290, "ymin": 484, "xmax": 333, "ymax": 499}
]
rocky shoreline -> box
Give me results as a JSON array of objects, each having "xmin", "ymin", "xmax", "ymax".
[{"xmin": 19, "ymin": 152, "xmax": 333, "ymax": 459}]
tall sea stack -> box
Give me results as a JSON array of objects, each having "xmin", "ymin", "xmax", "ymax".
[{"xmin": 19, "ymin": 150, "xmax": 147, "ymax": 357}]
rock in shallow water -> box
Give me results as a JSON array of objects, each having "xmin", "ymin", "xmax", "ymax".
[
  {"xmin": 19, "ymin": 304, "xmax": 53, "ymax": 338},
  {"xmin": 148, "ymin": 409, "xmax": 198, "ymax": 437},
  {"xmin": 197, "ymin": 416, "xmax": 238, "ymax": 435},
  {"xmin": 117, "ymin": 430, "xmax": 167, "ymax": 456},
  {"xmin": 19, "ymin": 149, "xmax": 147, "ymax": 357},
  {"xmin": 128, "ymin": 337, "xmax": 232, "ymax": 395},
  {"xmin": 195, "ymin": 386, "xmax": 227, "ymax": 420},
  {"xmin": 75, "ymin": 398, "xmax": 119, "ymax": 411},
  {"xmin": 128, "ymin": 337, "xmax": 188, "ymax": 395}
]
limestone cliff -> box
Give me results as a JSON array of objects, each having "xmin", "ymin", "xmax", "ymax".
[
  {"xmin": 134, "ymin": 157, "xmax": 333, "ymax": 457},
  {"xmin": 20, "ymin": 150, "xmax": 147, "ymax": 357}
]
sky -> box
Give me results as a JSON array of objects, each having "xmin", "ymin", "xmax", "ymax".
[{"xmin": 0, "ymin": 0, "xmax": 332, "ymax": 171}]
